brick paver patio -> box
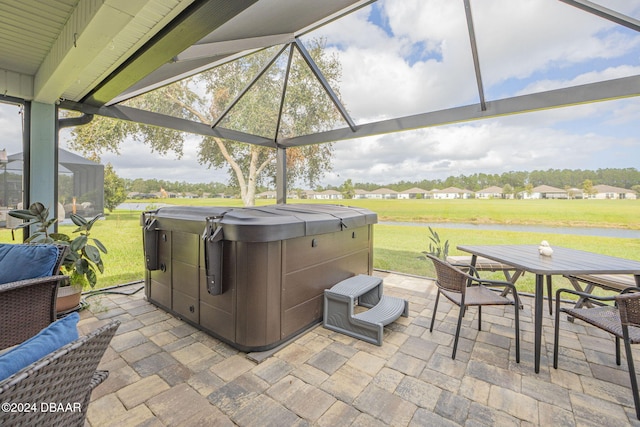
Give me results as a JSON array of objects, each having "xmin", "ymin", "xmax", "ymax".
[{"xmin": 81, "ymin": 271, "xmax": 640, "ymax": 426}]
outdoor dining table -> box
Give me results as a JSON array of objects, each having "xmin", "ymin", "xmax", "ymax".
[{"xmin": 457, "ymin": 244, "xmax": 640, "ymax": 373}]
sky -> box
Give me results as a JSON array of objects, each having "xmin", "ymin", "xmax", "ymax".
[{"xmin": 1, "ymin": 0, "xmax": 639, "ymax": 188}]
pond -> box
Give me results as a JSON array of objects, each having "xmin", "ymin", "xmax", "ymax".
[
  {"xmin": 379, "ymin": 221, "xmax": 640, "ymax": 239},
  {"xmin": 115, "ymin": 202, "xmax": 640, "ymax": 239}
]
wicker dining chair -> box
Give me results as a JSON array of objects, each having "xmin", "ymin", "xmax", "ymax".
[
  {"xmin": 0, "ymin": 244, "xmax": 69, "ymax": 350},
  {"xmin": 554, "ymin": 287, "xmax": 640, "ymax": 419},
  {"xmin": 427, "ymin": 254, "xmax": 520, "ymax": 362},
  {"xmin": 0, "ymin": 320, "xmax": 119, "ymax": 426}
]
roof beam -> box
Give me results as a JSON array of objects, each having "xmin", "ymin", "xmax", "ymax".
[
  {"xmin": 294, "ymin": 38, "xmax": 357, "ymax": 132},
  {"xmin": 83, "ymin": 0, "xmax": 259, "ymax": 107},
  {"xmin": 278, "ymin": 74, "xmax": 640, "ymax": 147},
  {"xmin": 63, "ymin": 74, "xmax": 640, "ymax": 149},
  {"xmin": 296, "ymin": 0, "xmax": 378, "ymax": 38},
  {"xmin": 0, "ymin": 70, "xmax": 33, "ymax": 100},
  {"xmin": 210, "ymin": 44, "xmax": 289, "ymax": 129},
  {"xmin": 60, "ymin": 100, "xmax": 275, "ymax": 148},
  {"xmin": 111, "ymin": 33, "xmax": 295, "ymax": 105},
  {"xmin": 107, "ymin": 1, "xmax": 372, "ymax": 106},
  {"xmin": 211, "ymin": 38, "xmax": 357, "ymax": 137},
  {"xmin": 274, "ymin": 44, "xmax": 296, "ymax": 140},
  {"xmin": 463, "ymin": 0, "xmax": 486, "ymax": 111},
  {"xmin": 34, "ymin": 0, "xmax": 147, "ymax": 103},
  {"xmin": 558, "ymin": 0, "xmax": 640, "ymax": 32},
  {"xmin": 176, "ymin": 34, "xmax": 294, "ymax": 62}
]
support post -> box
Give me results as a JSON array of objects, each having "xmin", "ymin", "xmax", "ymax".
[
  {"xmin": 28, "ymin": 102, "xmax": 58, "ymax": 231},
  {"xmin": 276, "ymin": 147, "xmax": 287, "ymax": 204}
]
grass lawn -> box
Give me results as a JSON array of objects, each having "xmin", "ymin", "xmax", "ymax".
[
  {"xmin": 2, "ymin": 197, "xmax": 638, "ymax": 295},
  {"xmin": 301, "ymin": 198, "xmax": 640, "ymax": 229},
  {"xmin": 375, "ymin": 224, "xmax": 640, "ymax": 294},
  {"xmin": 131, "ymin": 197, "xmax": 640, "ymax": 228},
  {"xmin": 0, "ymin": 211, "xmax": 145, "ymax": 289}
]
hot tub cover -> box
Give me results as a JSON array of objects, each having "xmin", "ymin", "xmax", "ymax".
[{"xmin": 147, "ymin": 204, "xmax": 377, "ymax": 242}]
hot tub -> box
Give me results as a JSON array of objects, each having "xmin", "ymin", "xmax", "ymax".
[{"xmin": 141, "ymin": 204, "xmax": 377, "ymax": 351}]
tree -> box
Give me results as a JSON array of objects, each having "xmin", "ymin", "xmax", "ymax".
[
  {"xmin": 582, "ymin": 179, "xmax": 597, "ymax": 198},
  {"xmin": 524, "ymin": 183, "xmax": 534, "ymax": 198},
  {"xmin": 340, "ymin": 179, "xmax": 355, "ymax": 199},
  {"xmin": 103, "ymin": 163, "xmax": 127, "ymax": 212},
  {"xmin": 502, "ymin": 184, "xmax": 513, "ymax": 199},
  {"xmin": 65, "ymin": 39, "xmax": 343, "ymax": 206}
]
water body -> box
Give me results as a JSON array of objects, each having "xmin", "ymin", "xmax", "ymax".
[
  {"xmin": 379, "ymin": 221, "xmax": 640, "ymax": 239},
  {"xmin": 117, "ymin": 203, "xmax": 172, "ymax": 211},
  {"xmin": 115, "ymin": 203, "xmax": 639, "ymax": 239}
]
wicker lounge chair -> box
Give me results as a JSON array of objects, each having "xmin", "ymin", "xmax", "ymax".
[
  {"xmin": 0, "ymin": 244, "xmax": 68, "ymax": 350},
  {"xmin": 427, "ymin": 254, "xmax": 520, "ymax": 362},
  {"xmin": 554, "ymin": 287, "xmax": 640, "ymax": 419},
  {"xmin": 0, "ymin": 320, "xmax": 119, "ymax": 426}
]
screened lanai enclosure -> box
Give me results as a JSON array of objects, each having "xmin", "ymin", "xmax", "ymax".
[
  {"xmin": 0, "ymin": 148, "xmax": 103, "ymax": 227},
  {"xmin": 0, "ymin": 0, "xmax": 639, "ymax": 208},
  {"xmin": 4, "ymin": 149, "xmax": 103, "ymax": 215}
]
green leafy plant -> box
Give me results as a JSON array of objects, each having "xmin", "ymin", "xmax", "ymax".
[
  {"xmin": 421, "ymin": 226, "xmax": 450, "ymax": 260},
  {"xmin": 9, "ymin": 202, "xmax": 107, "ymax": 288}
]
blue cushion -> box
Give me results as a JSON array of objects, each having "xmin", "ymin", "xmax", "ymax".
[
  {"xmin": 0, "ymin": 244, "xmax": 61, "ymax": 285},
  {"xmin": 0, "ymin": 312, "xmax": 79, "ymax": 381}
]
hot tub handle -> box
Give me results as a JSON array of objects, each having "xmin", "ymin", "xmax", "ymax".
[
  {"xmin": 143, "ymin": 218, "xmax": 159, "ymax": 270},
  {"xmin": 203, "ymin": 220, "xmax": 224, "ymax": 296}
]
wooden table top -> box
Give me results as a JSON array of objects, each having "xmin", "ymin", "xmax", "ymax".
[{"xmin": 457, "ymin": 245, "xmax": 640, "ymax": 276}]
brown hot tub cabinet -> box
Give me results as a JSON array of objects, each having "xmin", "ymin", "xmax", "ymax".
[{"xmin": 142, "ymin": 204, "xmax": 377, "ymax": 351}]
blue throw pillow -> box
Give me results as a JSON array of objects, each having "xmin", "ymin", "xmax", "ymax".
[
  {"xmin": 0, "ymin": 312, "xmax": 79, "ymax": 381},
  {"xmin": 0, "ymin": 244, "xmax": 61, "ymax": 284}
]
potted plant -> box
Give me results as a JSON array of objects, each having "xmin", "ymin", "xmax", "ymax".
[{"xmin": 8, "ymin": 202, "xmax": 107, "ymax": 312}]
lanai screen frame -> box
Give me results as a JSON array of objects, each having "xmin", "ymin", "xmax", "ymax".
[{"xmin": 57, "ymin": 0, "xmax": 640, "ymax": 203}]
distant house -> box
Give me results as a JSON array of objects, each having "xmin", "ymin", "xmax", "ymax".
[
  {"xmin": 591, "ymin": 185, "xmax": 637, "ymax": 200},
  {"xmin": 566, "ymin": 188, "xmax": 584, "ymax": 199},
  {"xmin": 353, "ymin": 189, "xmax": 369, "ymax": 199},
  {"xmin": 398, "ymin": 187, "xmax": 429, "ymax": 199},
  {"xmin": 476, "ymin": 186, "xmax": 510, "ymax": 199},
  {"xmin": 369, "ymin": 188, "xmax": 399, "ymax": 199},
  {"xmin": 354, "ymin": 188, "xmax": 398, "ymax": 199},
  {"xmin": 432, "ymin": 186, "xmax": 473, "ymax": 199},
  {"xmin": 256, "ymin": 190, "xmax": 277, "ymax": 199},
  {"xmin": 306, "ymin": 189, "xmax": 343, "ymax": 200},
  {"xmin": 155, "ymin": 191, "xmax": 178, "ymax": 198},
  {"xmin": 520, "ymin": 185, "xmax": 567, "ymax": 199},
  {"xmin": 302, "ymin": 190, "xmax": 318, "ymax": 199},
  {"xmin": 322, "ymin": 190, "xmax": 343, "ymax": 200}
]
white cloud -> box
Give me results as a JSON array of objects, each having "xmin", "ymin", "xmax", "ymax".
[
  {"xmin": 604, "ymin": 100, "xmax": 640, "ymax": 126},
  {"xmin": 2, "ymin": 0, "xmax": 640, "ymax": 190},
  {"xmin": 517, "ymin": 65, "xmax": 640, "ymax": 94},
  {"xmin": 312, "ymin": 0, "xmax": 479, "ymax": 122},
  {"xmin": 332, "ymin": 46, "xmax": 477, "ymax": 122},
  {"xmin": 307, "ymin": 0, "xmax": 640, "ymax": 186},
  {"xmin": 98, "ymin": 137, "xmax": 229, "ymax": 183},
  {"xmin": 0, "ymin": 103, "xmax": 24, "ymax": 154},
  {"xmin": 453, "ymin": 0, "xmax": 639, "ymax": 88},
  {"xmin": 312, "ymin": 0, "xmax": 640, "ymax": 124},
  {"xmin": 326, "ymin": 104, "xmax": 636, "ymax": 186}
]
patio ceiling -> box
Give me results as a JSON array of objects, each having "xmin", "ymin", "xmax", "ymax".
[
  {"xmin": 1, "ymin": 0, "xmax": 639, "ymax": 148},
  {"xmin": 0, "ymin": 0, "xmax": 369, "ymax": 104}
]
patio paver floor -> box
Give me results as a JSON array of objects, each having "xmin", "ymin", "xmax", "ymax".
[{"xmin": 81, "ymin": 271, "xmax": 640, "ymax": 426}]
